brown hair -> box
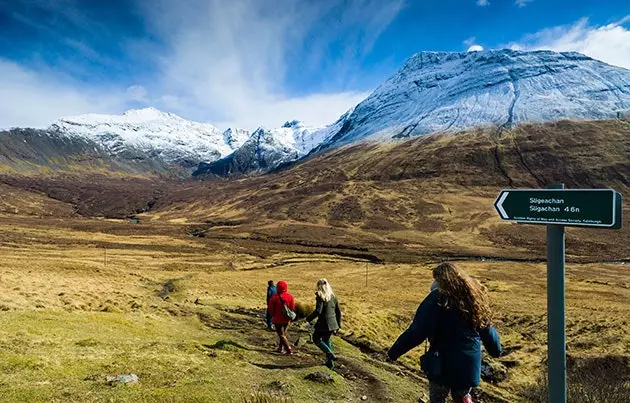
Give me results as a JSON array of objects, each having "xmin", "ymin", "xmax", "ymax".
[{"xmin": 433, "ymin": 262, "xmax": 492, "ymax": 329}]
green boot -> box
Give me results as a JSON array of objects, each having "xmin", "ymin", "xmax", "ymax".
[
  {"xmin": 324, "ymin": 353, "xmax": 335, "ymax": 369},
  {"xmin": 325, "ymin": 340, "xmax": 336, "ymax": 360},
  {"xmin": 315, "ymin": 340, "xmax": 333, "ymax": 355}
]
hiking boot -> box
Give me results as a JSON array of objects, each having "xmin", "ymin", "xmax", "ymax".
[
  {"xmin": 324, "ymin": 358, "xmax": 335, "ymax": 369},
  {"xmin": 282, "ymin": 349, "xmax": 294, "ymax": 356}
]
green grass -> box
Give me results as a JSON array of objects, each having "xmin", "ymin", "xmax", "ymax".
[
  {"xmin": 0, "ymin": 309, "xmax": 355, "ymax": 402},
  {"xmin": 1, "ymin": 214, "xmax": 628, "ymax": 401}
]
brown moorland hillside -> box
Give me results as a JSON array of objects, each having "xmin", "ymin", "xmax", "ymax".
[
  {"xmin": 150, "ymin": 119, "xmax": 630, "ymax": 263},
  {"xmin": 0, "ymin": 119, "xmax": 629, "ymax": 401}
]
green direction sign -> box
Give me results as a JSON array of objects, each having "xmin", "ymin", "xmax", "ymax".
[{"xmin": 494, "ymin": 189, "xmax": 622, "ymax": 228}]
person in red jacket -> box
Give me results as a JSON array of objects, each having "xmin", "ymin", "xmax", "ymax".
[{"xmin": 268, "ymin": 280, "xmax": 295, "ymax": 355}]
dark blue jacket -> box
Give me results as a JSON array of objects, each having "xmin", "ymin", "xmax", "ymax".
[
  {"xmin": 266, "ymin": 284, "xmax": 277, "ymax": 304},
  {"xmin": 387, "ymin": 290, "xmax": 502, "ymax": 389}
]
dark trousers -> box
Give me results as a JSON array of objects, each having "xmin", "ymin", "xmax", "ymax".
[
  {"xmin": 265, "ymin": 308, "xmax": 273, "ymax": 328},
  {"xmin": 274, "ymin": 324, "xmax": 291, "ymax": 352},
  {"xmin": 312, "ymin": 330, "xmax": 334, "ymax": 355},
  {"xmin": 429, "ymin": 382, "xmax": 472, "ymax": 403}
]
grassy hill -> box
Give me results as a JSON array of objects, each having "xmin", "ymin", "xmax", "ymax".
[{"xmin": 0, "ymin": 119, "xmax": 628, "ymax": 401}]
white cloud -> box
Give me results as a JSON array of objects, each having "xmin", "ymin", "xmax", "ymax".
[
  {"xmin": 477, "ymin": 0, "xmax": 490, "ymax": 6},
  {"xmin": 463, "ymin": 37, "xmax": 476, "ymax": 47},
  {"xmin": 515, "ymin": 0, "xmax": 533, "ymax": 7},
  {"xmin": 0, "ymin": 59, "xmax": 127, "ymax": 129},
  {"xmin": 464, "ymin": 37, "xmax": 484, "ymax": 52},
  {"xmin": 0, "ymin": 0, "xmax": 402, "ymax": 130},
  {"xmin": 134, "ymin": 0, "xmax": 402, "ymax": 129},
  {"xmin": 213, "ymin": 91, "xmax": 370, "ymax": 130},
  {"xmin": 510, "ymin": 17, "xmax": 630, "ymax": 69},
  {"xmin": 126, "ymin": 85, "xmax": 149, "ymax": 103},
  {"xmin": 467, "ymin": 45, "xmax": 484, "ymax": 52}
]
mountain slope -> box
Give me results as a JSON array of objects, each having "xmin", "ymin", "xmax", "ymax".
[
  {"xmin": 0, "ymin": 128, "xmax": 181, "ymax": 175},
  {"xmin": 50, "ymin": 107, "xmax": 247, "ymax": 169},
  {"xmin": 193, "ymin": 120, "xmax": 323, "ymax": 176},
  {"xmin": 156, "ymin": 119, "xmax": 630, "ymax": 262},
  {"xmin": 320, "ymin": 50, "xmax": 630, "ymax": 147}
]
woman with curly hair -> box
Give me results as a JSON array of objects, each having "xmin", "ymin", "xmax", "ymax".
[{"xmin": 387, "ymin": 262, "xmax": 502, "ymax": 403}]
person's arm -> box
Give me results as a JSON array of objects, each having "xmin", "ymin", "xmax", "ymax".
[
  {"xmin": 335, "ymin": 298, "xmax": 342, "ymax": 328},
  {"xmin": 479, "ymin": 325, "xmax": 502, "ymax": 358},
  {"xmin": 387, "ymin": 291, "xmax": 439, "ymax": 361},
  {"xmin": 305, "ymin": 296, "xmax": 322, "ymax": 323}
]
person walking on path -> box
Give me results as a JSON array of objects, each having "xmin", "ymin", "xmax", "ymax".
[
  {"xmin": 387, "ymin": 262, "xmax": 502, "ymax": 403},
  {"xmin": 305, "ymin": 278, "xmax": 342, "ymax": 369},
  {"xmin": 265, "ymin": 280, "xmax": 277, "ymax": 330},
  {"xmin": 268, "ymin": 280, "xmax": 296, "ymax": 355}
]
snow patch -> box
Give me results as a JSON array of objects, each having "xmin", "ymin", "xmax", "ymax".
[
  {"xmin": 322, "ymin": 49, "xmax": 630, "ymax": 146},
  {"xmin": 50, "ymin": 108, "xmax": 248, "ymax": 165}
]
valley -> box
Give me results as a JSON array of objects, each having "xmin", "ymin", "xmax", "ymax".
[{"xmin": 0, "ymin": 119, "xmax": 628, "ymax": 401}]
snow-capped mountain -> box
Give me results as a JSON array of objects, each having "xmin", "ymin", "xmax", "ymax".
[
  {"xmin": 193, "ymin": 120, "xmax": 323, "ymax": 176},
  {"xmin": 11, "ymin": 49, "xmax": 630, "ymax": 177},
  {"xmin": 50, "ymin": 107, "xmax": 246, "ymax": 168},
  {"xmin": 223, "ymin": 127, "xmax": 250, "ymax": 150},
  {"xmin": 320, "ymin": 49, "xmax": 630, "ymax": 147}
]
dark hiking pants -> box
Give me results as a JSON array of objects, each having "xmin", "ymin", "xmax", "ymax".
[
  {"xmin": 429, "ymin": 382, "xmax": 472, "ymax": 403},
  {"xmin": 312, "ymin": 330, "xmax": 334, "ymax": 355}
]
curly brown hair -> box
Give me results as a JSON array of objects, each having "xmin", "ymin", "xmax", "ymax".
[{"xmin": 433, "ymin": 262, "xmax": 492, "ymax": 329}]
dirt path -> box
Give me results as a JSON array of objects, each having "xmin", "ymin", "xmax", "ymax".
[
  {"xmin": 194, "ymin": 304, "xmax": 511, "ymax": 402},
  {"xmin": 200, "ymin": 305, "xmax": 394, "ymax": 402}
]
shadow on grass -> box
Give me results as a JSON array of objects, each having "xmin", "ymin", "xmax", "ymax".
[
  {"xmin": 250, "ymin": 362, "xmax": 319, "ymax": 370},
  {"xmin": 201, "ymin": 339, "xmax": 275, "ymax": 354}
]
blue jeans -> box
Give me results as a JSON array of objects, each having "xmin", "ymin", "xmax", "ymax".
[{"xmin": 265, "ymin": 308, "xmax": 273, "ymax": 328}]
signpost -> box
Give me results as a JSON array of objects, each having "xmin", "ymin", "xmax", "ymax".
[
  {"xmin": 494, "ymin": 186, "xmax": 623, "ymax": 403},
  {"xmin": 494, "ymin": 188, "xmax": 620, "ymax": 228}
]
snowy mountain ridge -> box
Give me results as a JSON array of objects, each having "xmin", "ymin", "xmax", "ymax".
[
  {"xmin": 49, "ymin": 107, "xmax": 248, "ymax": 168},
  {"xmin": 320, "ymin": 49, "xmax": 630, "ymax": 147},
  {"xmin": 48, "ymin": 107, "xmax": 326, "ymax": 171},
  {"xmin": 192, "ymin": 120, "xmax": 325, "ymax": 176},
  {"xmin": 26, "ymin": 49, "xmax": 630, "ymax": 175}
]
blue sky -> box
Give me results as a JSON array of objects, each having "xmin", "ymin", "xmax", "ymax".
[{"xmin": 1, "ymin": 0, "xmax": 629, "ymax": 129}]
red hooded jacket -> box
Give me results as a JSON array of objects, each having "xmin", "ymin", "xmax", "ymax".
[{"xmin": 268, "ymin": 280, "xmax": 296, "ymax": 325}]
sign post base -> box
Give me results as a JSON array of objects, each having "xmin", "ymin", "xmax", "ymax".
[{"xmin": 547, "ymin": 183, "xmax": 567, "ymax": 403}]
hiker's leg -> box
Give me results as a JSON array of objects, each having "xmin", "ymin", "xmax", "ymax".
[
  {"xmin": 313, "ymin": 331, "xmax": 333, "ymax": 354},
  {"xmin": 278, "ymin": 324, "xmax": 292, "ymax": 353},
  {"xmin": 428, "ymin": 382, "xmax": 449, "ymax": 403},
  {"xmin": 324, "ymin": 336, "xmax": 332, "ymax": 351},
  {"xmin": 265, "ymin": 309, "xmax": 273, "ymax": 329},
  {"xmin": 321, "ymin": 331, "xmax": 336, "ymax": 360},
  {"xmin": 321, "ymin": 331, "xmax": 333, "ymax": 351},
  {"xmin": 274, "ymin": 324, "xmax": 285, "ymax": 352},
  {"xmin": 451, "ymin": 388, "xmax": 473, "ymax": 403}
]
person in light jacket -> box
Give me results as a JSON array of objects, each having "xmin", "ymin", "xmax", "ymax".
[
  {"xmin": 305, "ymin": 278, "xmax": 342, "ymax": 369},
  {"xmin": 387, "ymin": 262, "xmax": 502, "ymax": 403}
]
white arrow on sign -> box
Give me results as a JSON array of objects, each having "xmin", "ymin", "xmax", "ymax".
[{"xmin": 494, "ymin": 191, "xmax": 509, "ymax": 219}]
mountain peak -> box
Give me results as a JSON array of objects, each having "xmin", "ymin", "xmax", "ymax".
[
  {"xmin": 281, "ymin": 120, "xmax": 302, "ymax": 128},
  {"xmin": 50, "ymin": 108, "xmax": 243, "ymax": 169},
  {"xmin": 397, "ymin": 49, "xmax": 595, "ymax": 75},
  {"xmin": 121, "ymin": 107, "xmax": 180, "ymax": 121},
  {"xmin": 323, "ymin": 49, "xmax": 630, "ymax": 146}
]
